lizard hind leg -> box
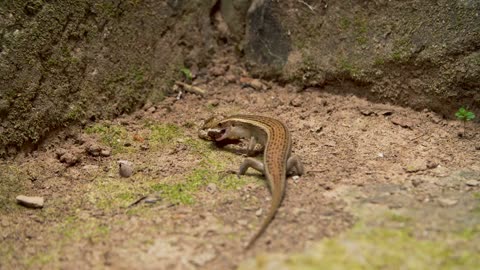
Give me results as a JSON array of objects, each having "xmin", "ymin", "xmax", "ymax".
[
  {"xmin": 238, "ymin": 158, "xmax": 265, "ymax": 176},
  {"xmin": 287, "ymin": 155, "xmax": 304, "ymax": 176}
]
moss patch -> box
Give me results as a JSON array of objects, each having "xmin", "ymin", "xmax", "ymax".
[
  {"xmin": 145, "ymin": 122, "xmax": 183, "ymax": 146},
  {"xmin": 239, "ymin": 224, "xmax": 480, "ymax": 270},
  {"xmin": 85, "ymin": 123, "xmax": 129, "ymax": 154},
  {"xmin": 0, "ymin": 165, "xmax": 26, "ymax": 213}
]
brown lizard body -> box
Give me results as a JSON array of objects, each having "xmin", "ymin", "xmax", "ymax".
[{"xmin": 199, "ymin": 114, "xmax": 304, "ymax": 249}]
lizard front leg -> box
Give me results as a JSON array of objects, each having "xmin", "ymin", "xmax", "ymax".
[
  {"xmin": 287, "ymin": 155, "xmax": 304, "ymax": 176},
  {"xmin": 238, "ymin": 157, "xmax": 265, "ymax": 175},
  {"xmin": 246, "ymin": 136, "xmax": 264, "ymax": 157}
]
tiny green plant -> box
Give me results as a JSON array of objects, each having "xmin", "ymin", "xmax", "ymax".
[
  {"xmin": 455, "ymin": 107, "xmax": 475, "ymax": 137},
  {"xmin": 180, "ymin": 67, "xmax": 193, "ymax": 82}
]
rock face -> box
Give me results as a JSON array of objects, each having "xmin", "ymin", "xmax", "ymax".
[
  {"xmin": 2, "ymin": 0, "xmax": 479, "ymax": 154},
  {"xmin": 221, "ymin": 0, "xmax": 480, "ymax": 116},
  {"xmin": 0, "ymin": 0, "xmax": 214, "ymax": 153}
]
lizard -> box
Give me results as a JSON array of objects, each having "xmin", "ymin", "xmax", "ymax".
[{"xmin": 198, "ymin": 114, "xmax": 304, "ymax": 249}]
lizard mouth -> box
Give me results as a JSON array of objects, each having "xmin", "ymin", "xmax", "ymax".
[{"xmin": 207, "ymin": 128, "xmax": 227, "ymax": 141}]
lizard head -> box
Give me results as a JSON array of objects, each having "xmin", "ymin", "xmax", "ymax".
[{"xmin": 199, "ymin": 115, "xmax": 244, "ymax": 143}]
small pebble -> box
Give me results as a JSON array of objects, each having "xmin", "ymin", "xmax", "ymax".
[
  {"xmin": 118, "ymin": 160, "xmax": 133, "ymax": 178},
  {"xmin": 147, "ymin": 106, "xmax": 156, "ymax": 114},
  {"xmin": 225, "ymin": 74, "xmax": 236, "ymax": 83},
  {"xmin": 100, "ymin": 149, "xmax": 111, "ymax": 157},
  {"xmin": 465, "ymin": 180, "xmax": 479, "ymax": 187},
  {"xmin": 438, "ymin": 198, "xmax": 458, "ymax": 207},
  {"xmin": 59, "ymin": 152, "xmax": 80, "ymax": 166},
  {"xmin": 86, "ymin": 143, "xmax": 103, "ymax": 156},
  {"xmin": 411, "ymin": 178, "xmax": 423, "ymax": 187},
  {"xmin": 290, "ymin": 96, "xmax": 303, "ymax": 107},
  {"xmin": 144, "ymin": 194, "xmax": 161, "ymax": 204},
  {"xmin": 237, "ymin": 219, "xmax": 248, "ymax": 226},
  {"xmin": 255, "ymin": 208, "xmax": 263, "ymax": 217},
  {"xmin": 206, "ymin": 183, "xmax": 217, "ymax": 194},
  {"xmin": 16, "ymin": 195, "xmax": 44, "ymax": 209}
]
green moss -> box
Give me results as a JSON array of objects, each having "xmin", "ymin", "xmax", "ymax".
[
  {"xmin": 146, "ymin": 122, "xmax": 182, "ymax": 146},
  {"xmin": 65, "ymin": 104, "xmax": 85, "ymax": 122},
  {"xmin": 25, "ymin": 252, "xmax": 56, "ymax": 268},
  {"xmin": 373, "ymin": 57, "xmax": 385, "ymax": 66},
  {"xmin": 0, "ymin": 165, "xmax": 26, "ymax": 213},
  {"xmin": 150, "ymin": 166, "xmax": 248, "ymax": 205},
  {"xmin": 339, "ymin": 18, "xmax": 351, "ymax": 30},
  {"xmin": 387, "ymin": 213, "xmax": 412, "ymax": 223},
  {"xmin": 88, "ymin": 174, "xmax": 151, "ymax": 209},
  {"xmin": 456, "ymin": 225, "xmax": 480, "ymax": 240},
  {"xmin": 85, "ymin": 123, "xmax": 129, "ymax": 154},
  {"xmin": 239, "ymin": 224, "xmax": 480, "ymax": 270},
  {"xmin": 339, "ymin": 58, "xmax": 360, "ymax": 77}
]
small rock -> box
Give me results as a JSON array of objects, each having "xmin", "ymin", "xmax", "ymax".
[
  {"xmin": 190, "ymin": 250, "xmax": 216, "ymax": 267},
  {"xmin": 248, "ymin": 79, "xmax": 265, "ymax": 91},
  {"xmin": 59, "ymin": 152, "xmax": 80, "ymax": 166},
  {"xmin": 438, "ymin": 198, "xmax": 458, "ymax": 207},
  {"xmin": 390, "ymin": 116, "xmax": 415, "ymax": 129},
  {"xmin": 100, "ymin": 149, "xmax": 111, "ymax": 157},
  {"xmin": 55, "ymin": 148, "xmax": 67, "ymax": 158},
  {"xmin": 208, "ymin": 100, "xmax": 219, "ymax": 107},
  {"xmin": 144, "ymin": 194, "xmax": 162, "ymax": 204},
  {"xmin": 290, "ymin": 96, "xmax": 303, "ymax": 107},
  {"xmin": 405, "ymin": 160, "xmax": 427, "ymax": 173},
  {"xmin": 465, "ymin": 180, "xmax": 479, "ymax": 187},
  {"xmin": 147, "ymin": 106, "xmax": 156, "ymax": 114},
  {"xmin": 82, "ymin": 164, "xmax": 99, "ymax": 171},
  {"xmin": 1, "ymin": 219, "xmax": 10, "ymax": 227},
  {"xmin": 16, "ymin": 195, "xmax": 44, "ymax": 209},
  {"xmin": 118, "ymin": 160, "xmax": 133, "ymax": 178},
  {"xmin": 411, "ymin": 178, "xmax": 424, "ymax": 187},
  {"xmin": 206, "ymin": 183, "xmax": 217, "ymax": 194},
  {"xmin": 239, "ymin": 77, "xmax": 266, "ymax": 90},
  {"xmin": 225, "ymin": 74, "xmax": 236, "ymax": 83},
  {"xmin": 426, "ymin": 160, "xmax": 438, "ymax": 169},
  {"xmin": 86, "ymin": 143, "xmax": 103, "ymax": 157},
  {"xmin": 324, "ymin": 140, "xmax": 337, "ymax": 147},
  {"xmin": 140, "ymin": 144, "xmax": 150, "ymax": 151},
  {"xmin": 237, "ymin": 219, "xmax": 248, "ymax": 226},
  {"xmin": 255, "ymin": 208, "xmax": 263, "ymax": 217},
  {"xmin": 210, "ymin": 65, "xmax": 227, "ymax": 76},
  {"xmin": 292, "ymin": 175, "xmax": 300, "ymax": 184},
  {"xmin": 143, "ymin": 101, "xmax": 153, "ymax": 111}
]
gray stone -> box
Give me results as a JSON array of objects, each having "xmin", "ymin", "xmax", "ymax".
[
  {"xmin": 438, "ymin": 198, "xmax": 458, "ymax": 207},
  {"xmin": 118, "ymin": 160, "xmax": 133, "ymax": 178},
  {"xmin": 465, "ymin": 180, "xmax": 479, "ymax": 187},
  {"xmin": 16, "ymin": 195, "xmax": 44, "ymax": 209}
]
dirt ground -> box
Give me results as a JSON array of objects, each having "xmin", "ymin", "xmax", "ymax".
[{"xmin": 1, "ymin": 58, "xmax": 480, "ymax": 269}]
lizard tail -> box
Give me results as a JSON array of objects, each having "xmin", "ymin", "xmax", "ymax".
[{"xmin": 244, "ymin": 186, "xmax": 283, "ymax": 250}]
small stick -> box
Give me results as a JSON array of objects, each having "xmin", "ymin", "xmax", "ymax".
[
  {"xmin": 297, "ymin": 0, "xmax": 315, "ymax": 12},
  {"xmin": 175, "ymin": 81, "xmax": 206, "ymax": 96}
]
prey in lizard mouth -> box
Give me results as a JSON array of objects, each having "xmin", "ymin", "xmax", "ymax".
[{"xmin": 203, "ymin": 125, "xmax": 242, "ymax": 147}]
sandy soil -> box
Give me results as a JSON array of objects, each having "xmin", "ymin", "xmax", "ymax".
[{"xmin": 1, "ymin": 59, "xmax": 479, "ymax": 269}]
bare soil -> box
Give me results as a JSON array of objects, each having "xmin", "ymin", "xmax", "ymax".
[{"xmin": 1, "ymin": 58, "xmax": 480, "ymax": 269}]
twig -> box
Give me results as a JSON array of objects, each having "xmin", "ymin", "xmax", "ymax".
[
  {"xmin": 409, "ymin": 132, "xmax": 427, "ymax": 142},
  {"xmin": 127, "ymin": 195, "xmax": 148, "ymax": 208},
  {"xmin": 175, "ymin": 81, "xmax": 206, "ymax": 96},
  {"xmin": 297, "ymin": 0, "xmax": 316, "ymax": 12}
]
